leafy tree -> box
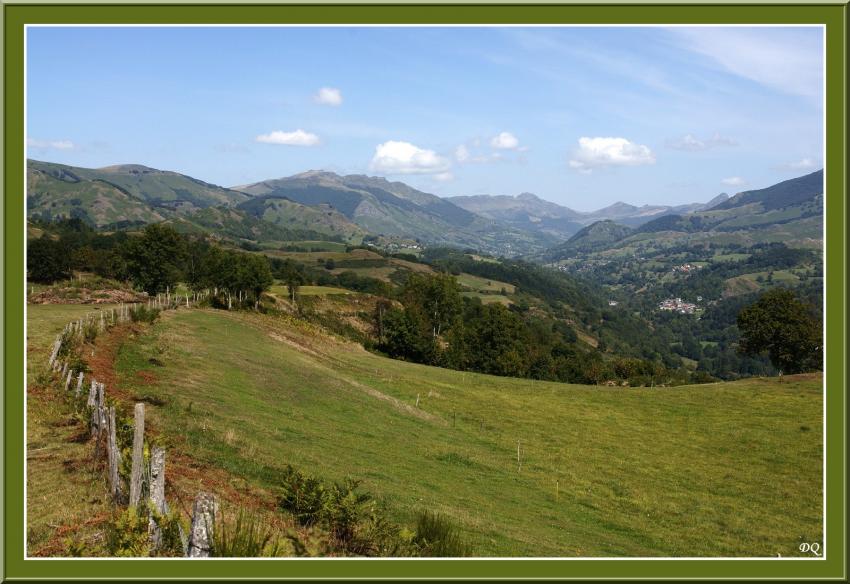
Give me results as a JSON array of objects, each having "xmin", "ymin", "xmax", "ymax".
[
  {"xmin": 241, "ymin": 254, "xmax": 274, "ymax": 307},
  {"xmin": 737, "ymin": 288, "xmax": 822, "ymax": 374},
  {"xmin": 27, "ymin": 236, "xmax": 70, "ymax": 283},
  {"xmin": 122, "ymin": 224, "xmax": 186, "ymax": 294},
  {"xmin": 401, "ymin": 273, "xmax": 463, "ymax": 339},
  {"xmin": 284, "ymin": 271, "xmax": 305, "ymax": 304},
  {"xmin": 379, "ymin": 307, "xmax": 437, "ymax": 363},
  {"xmin": 373, "ymin": 298, "xmax": 394, "ymax": 343}
]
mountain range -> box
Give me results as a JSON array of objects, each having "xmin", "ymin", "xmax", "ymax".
[
  {"xmin": 26, "ymin": 159, "xmax": 822, "ymax": 258},
  {"xmin": 447, "ymin": 191, "xmax": 730, "ymax": 240},
  {"xmin": 543, "ymin": 169, "xmax": 824, "ymax": 261}
]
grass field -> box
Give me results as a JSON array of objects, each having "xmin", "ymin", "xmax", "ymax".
[
  {"xmin": 99, "ymin": 308, "xmax": 824, "ymax": 557},
  {"xmin": 724, "ymin": 271, "xmax": 801, "ymax": 297},
  {"xmin": 26, "ymin": 304, "xmax": 122, "ymax": 555},
  {"xmin": 270, "ymin": 284, "xmax": 352, "ymax": 297},
  {"xmin": 462, "ymin": 291, "xmax": 513, "ymax": 306},
  {"xmin": 456, "ymin": 273, "xmax": 516, "ymax": 294},
  {"xmin": 265, "ymin": 248, "xmax": 383, "ymax": 263}
]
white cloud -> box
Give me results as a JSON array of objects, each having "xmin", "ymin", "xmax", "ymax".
[
  {"xmin": 490, "ymin": 131, "xmax": 520, "ymax": 150},
  {"xmin": 434, "ymin": 172, "xmax": 454, "ymax": 182},
  {"xmin": 780, "ymin": 157, "xmax": 818, "ymax": 171},
  {"xmin": 721, "ymin": 176, "xmax": 746, "ymax": 186},
  {"xmin": 667, "ymin": 133, "xmax": 738, "ymax": 151},
  {"xmin": 369, "ymin": 141, "xmax": 451, "ymax": 175},
  {"xmin": 27, "ymin": 138, "xmax": 75, "ymax": 150},
  {"xmin": 568, "ymin": 137, "xmax": 655, "ymax": 172},
  {"xmin": 455, "ymin": 145, "xmax": 470, "ymax": 162},
  {"xmin": 670, "ymin": 27, "xmax": 823, "ymax": 102},
  {"xmin": 255, "ymin": 129, "xmax": 320, "ymax": 146},
  {"xmin": 314, "ymin": 87, "xmax": 343, "ymax": 106}
]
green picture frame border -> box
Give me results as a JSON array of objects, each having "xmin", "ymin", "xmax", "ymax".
[{"xmin": 3, "ymin": 3, "xmax": 846, "ymax": 580}]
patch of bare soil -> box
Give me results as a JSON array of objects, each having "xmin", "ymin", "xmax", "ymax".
[{"xmin": 30, "ymin": 287, "xmax": 148, "ymax": 305}]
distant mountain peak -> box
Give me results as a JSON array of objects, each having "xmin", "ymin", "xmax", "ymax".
[
  {"xmin": 702, "ymin": 192, "xmax": 730, "ymax": 210},
  {"xmin": 291, "ymin": 170, "xmax": 341, "ymax": 180},
  {"xmin": 516, "ymin": 192, "xmax": 541, "ymax": 201},
  {"xmin": 97, "ymin": 163, "xmax": 160, "ymax": 174},
  {"xmin": 597, "ymin": 201, "xmax": 638, "ymax": 213}
]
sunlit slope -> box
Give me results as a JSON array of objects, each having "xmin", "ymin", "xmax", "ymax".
[{"xmin": 116, "ymin": 309, "xmax": 822, "ymax": 557}]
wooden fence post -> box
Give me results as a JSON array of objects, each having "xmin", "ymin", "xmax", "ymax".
[
  {"xmin": 188, "ymin": 492, "xmax": 217, "ymax": 557},
  {"xmin": 75, "ymin": 371, "xmax": 84, "ymax": 397},
  {"xmin": 97, "ymin": 382, "xmax": 106, "ymax": 430},
  {"xmin": 107, "ymin": 406, "xmax": 124, "ymax": 503},
  {"xmin": 64, "ymin": 369, "xmax": 73, "ymax": 391},
  {"xmin": 148, "ymin": 447, "xmax": 166, "ymax": 548},
  {"xmin": 87, "ymin": 379, "xmax": 97, "ymax": 408},
  {"xmin": 129, "ymin": 403, "xmax": 145, "ymax": 508}
]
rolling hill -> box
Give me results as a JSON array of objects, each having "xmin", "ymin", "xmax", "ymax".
[
  {"xmin": 449, "ymin": 191, "xmax": 732, "ymax": 239},
  {"xmin": 233, "ymin": 171, "xmax": 557, "ymax": 255},
  {"xmin": 27, "ymin": 160, "xmax": 360, "ymax": 244},
  {"xmin": 446, "ymin": 192, "xmax": 586, "ymax": 239},
  {"xmin": 546, "ymin": 220, "xmax": 635, "ymax": 256},
  {"xmin": 543, "ymin": 170, "xmax": 824, "ymax": 262},
  {"xmin": 25, "ymin": 303, "xmax": 823, "ymax": 557}
]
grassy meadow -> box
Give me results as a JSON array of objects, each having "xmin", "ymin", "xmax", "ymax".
[
  {"xmin": 26, "ymin": 304, "xmax": 121, "ymax": 554},
  {"xmin": 91, "ymin": 307, "xmax": 824, "ymax": 557}
]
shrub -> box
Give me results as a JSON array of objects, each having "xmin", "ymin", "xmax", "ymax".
[
  {"xmin": 82, "ymin": 319, "xmax": 99, "ymax": 343},
  {"xmin": 210, "ymin": 507, "xmax": 282, "ymax": 557},
  {"xmin": 130, "ymin": 305, "xmax": 161, "ymax": 324},
  {"xmin": 105, "ymin": 507, "xmax": 151, "ymax": 557},
  {"xmin": 412, "ymin": 511, "xmax": 470, "ymax": 557},
  {"xmin": 278, "ymin": 466, "xmax": 380, "ymax": 553},
  {"xmin": 278, "ymin": 465, "xmax": 328, "ymax": 527},
  {"xmin": 150, "ymin": 508, "xmax": 188, "ymax": 557},
  {"xmin": 56, "ymin": 328, "xmax": 76, "ymax": 360}
]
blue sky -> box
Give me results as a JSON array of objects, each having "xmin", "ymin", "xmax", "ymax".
[{"xmin": 26, "ymin": 26, "xmax": 823, "ymax": 211}]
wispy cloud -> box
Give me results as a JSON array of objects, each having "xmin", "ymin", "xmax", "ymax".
[
  {"xmin": 569, "ymin": 137, "xmax": 655, "ymax": 173},
  {"xmin": 666, "ymin": 133, "xmax": 738, "ymax": 151},
  {"xmin": 778, "ymin": 157, "xmax": 818, "ymax": 172},
  {"xmin": 369, "ymin": 140, "xmax": 451, "ymax": 175},
  {"xmin": 313, "ymin": 87, "xmax": 343, "ymax": 106},
  {"xmin": 669, "ymin": 27, "xmax": 823, "ymax": 103},
  {"xmin": 255, "ymin": 129, "xmax": 320, "ymax": 146},
  {"xmin": 721, "ymin": 176, "xmax": 746, "ymax": 187},
  {"xmin": 27, "ymin": 138, "xmax": 75, "ymax": 150}
]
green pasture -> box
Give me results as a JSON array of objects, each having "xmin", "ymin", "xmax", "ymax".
[{"xmin": 106, "ymin": 308, "xmax": 823, "ymax": 557}]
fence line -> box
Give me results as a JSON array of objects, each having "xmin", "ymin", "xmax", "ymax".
[{"xmin": 42, "ymin": 292, "xmax": 213, "ymax": 557}]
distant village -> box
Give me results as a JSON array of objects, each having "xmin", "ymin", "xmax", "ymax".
[
  {"xmin": 672, "ymin": 263, "xmax": 703, "ymax": 273},
  {"xmin": 658, "ymin": 297, "xmax": 699, "ymax": 314}
]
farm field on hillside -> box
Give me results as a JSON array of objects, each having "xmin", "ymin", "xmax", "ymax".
[
  {"xmin": 270, "ymin": 284, "xmax": 352, "ymax": 297},
  {"xmin": 456, "ymin": 273, "xmax": 516, "ymax": 294},
  {"xmin": 107, "ymin": 308, "xmax": 822, "ymax": 557}
]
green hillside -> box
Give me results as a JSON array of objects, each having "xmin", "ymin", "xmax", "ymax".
[
  {"xmin": 99, "ymin": 307, "xmax": 822, "ymax": 557},
  {"xmin": 233, "ymin": 171, "xmax": 556, "ymax": 256},
  {"xmin": 543, "ymin": 171, "xmax": 824, "ymax": 264},
  {"xmin": 28, "ymin": 160, "xmax": 248, "ymax": 223},
  {"xmin": 713, "ymin": 169, "xmax": 823, "ymax": 212},
  {"xmin": 238, "ymin": 196, "xmax": 366, "ymax": 243},
  {"xmin": 26, "ymin": 160, "xmax": 364, "ymax": 245},
  {"xmin": 27, "ymin": 161, "xmax": 167, "ymax": 228},
  {"xmin": 546, "ymin": 220, "xmax": 634, "ymax": 257}
]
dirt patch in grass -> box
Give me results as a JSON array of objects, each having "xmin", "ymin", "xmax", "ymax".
[
  {"xmin": 135, "ymin": 370, "xmax": 159, "ymax": 385},
  {"xmin": 86, "ymin": 324, "xmax": 138, "ymax": 402}
]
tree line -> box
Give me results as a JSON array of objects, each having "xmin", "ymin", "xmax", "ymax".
[
  {"xmin": 28, "ymin": 219, "xmax": 273, "ymax": 307},
  {"xmin": 373, "ymin": 272, "xmax": 696, "ymax": 386}
]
